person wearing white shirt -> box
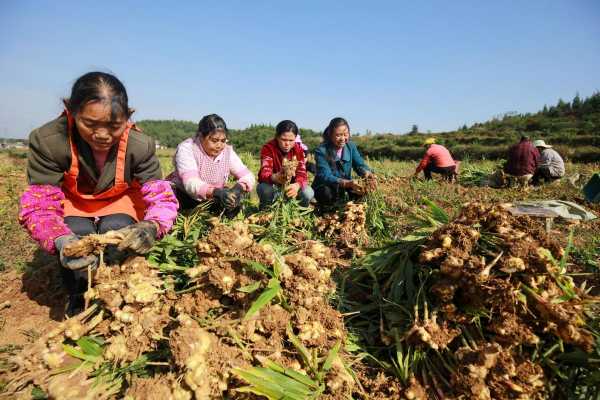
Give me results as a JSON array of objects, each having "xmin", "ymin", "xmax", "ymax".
[{"xmin": 532, "ymin": 140, "xmax": 565, "ymax": 185}]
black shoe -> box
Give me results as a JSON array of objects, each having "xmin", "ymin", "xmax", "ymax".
[{"xmin": 65, "ymin": 293, "xmax": 85, "ymax": 318}]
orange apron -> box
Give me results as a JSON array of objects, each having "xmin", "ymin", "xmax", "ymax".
[{"xmin": 61, "ymin": 111, "xmax": 146, "ymax": 221}]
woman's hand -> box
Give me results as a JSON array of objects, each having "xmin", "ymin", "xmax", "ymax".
[
  {"xmin": 349, "ymin": 181, "xmax": 363, "ymax": 193},
  {"xmin": 340, "ymin": 179, "xmax": 361, "ymax": 192},
  {"xmin": 364, "ymin": 171, "xmax": 378, "ymax": 190},
  {"xmin": 285, "ymin": 183, "xmax": 300, "ymax": 198},
  {"xmin": 213, "ymin": 185, "xmax": 243, "ymax": 210},
  {"xmin": 116, "ymin": 221, "xmax": 158, "ymax": 254},
  {"xmin": 206, "ymin": 186, "xmax": 215, "ymax": 198},
  {"xmin": 55, "ymin": 234, "xmax": 99, "ymax": 270},
  {"xmin": 271, "ymin": 172, "xmax": 286, "ymax": 185}
]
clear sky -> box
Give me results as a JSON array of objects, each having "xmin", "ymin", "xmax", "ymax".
[{"xmin": 1, "ymin": 0, "xmax": 599, "ymax": 138}]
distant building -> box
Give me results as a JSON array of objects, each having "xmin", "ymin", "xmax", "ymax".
[
  {"xmin": 0, "ymin": 140, "xmax": 27, "ymax": 149},
  {"xmin": 155, "ymin": 140, "xmax": 166, "ymax": 150}
]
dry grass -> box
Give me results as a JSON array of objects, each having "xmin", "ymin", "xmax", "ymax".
[{"xmin": 0, "ymin": 152, "xmax": 38, "ymax": 272}]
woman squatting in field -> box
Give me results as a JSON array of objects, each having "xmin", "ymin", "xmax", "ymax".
[
  {"xmin": 18, "ymin": 72, "xmax": 179, "ymax": 316},
  {"xmin": 313, "ymin": 117, "xmax": 375, "ymax": 207},
  {"xmin": 414, "ymin": 137, "xmax": 458, "ymax": 181},
  {"xmin": 257, "ymin": 120, "xmax": 314, "ymax": 209},
  {"xmin": 168, "ymin": 114, "xmax": 255, "ymax": 217}
]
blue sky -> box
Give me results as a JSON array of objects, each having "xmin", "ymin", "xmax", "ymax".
[{"xmin": 1, "ymin": 0, "xmax": 599, "ymax": 138}]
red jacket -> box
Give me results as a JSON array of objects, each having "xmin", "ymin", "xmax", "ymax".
[
  {"xmin": 259, "ymin": 139, "xmax": 308, "ymax": 188},
  {"xmin": 504, "ymin": 139, "xmax": 540, "ymax": 176}
]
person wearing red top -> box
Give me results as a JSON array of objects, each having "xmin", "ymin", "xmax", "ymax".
[
  {"xmin": 504, "ymin": 136, "xmax": 540, "ymax": 183},
  {"xmin": 414, "ymin": 138, "xmax": 457, "ymax": 181},
  {"xmin": 257, "ymin": 120, "xmax": 314, "ymax": 209}
]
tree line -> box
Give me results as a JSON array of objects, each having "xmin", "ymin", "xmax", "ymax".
[{"xmin": 137, "ymin": 92, "xmax": 600, "ymax": 162}]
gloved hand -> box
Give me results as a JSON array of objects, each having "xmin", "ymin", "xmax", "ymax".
[
  {"xmin": 212, "ymin": 188, "xmax": 230, "ymax": 209},
  {"xmin": 116, "ymin": 221, "xmax": 158, "ymax": 254},
  {"xmin": 227, "ymin": 183, "xmax": 244, "ymax": 208},
  {"xmin": 231, "ymin": 183, "xmax": 244, "ymax": 194},
  {"xmin": 213, "ymin": 185, "xmax": 243, "ymax": 210},
  {"xmin": 55, "ymin": 234, "xmax": 99, "ymax": 270}
]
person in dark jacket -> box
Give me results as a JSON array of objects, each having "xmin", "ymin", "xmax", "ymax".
[
  {"xmin": 19, "ymin": 72, "xmax": 178, "ymax": 316},
  {"xmin": 313, "ymin": 117, "xmax": 374, "ymax": 206},
  {"xmin": 504, "ymin": 135, "xmax": 540, "ymax": 185},
  {"xmin": 257, "ymin": 120, "xmax": 314, "ymax": 208}
]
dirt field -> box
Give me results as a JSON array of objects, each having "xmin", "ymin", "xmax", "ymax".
[{"xmin": 0, "ymin": 149, "xmax": 598, "ymax": 398}]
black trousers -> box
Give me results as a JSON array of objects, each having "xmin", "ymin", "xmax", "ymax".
[
  {"xmin": 532, "ymin": 167, "xmax": 560, "ymax": 185},
  {"xmin": 424, "ymin": 164, "xmax": 456, "ymax": 180},
  {"xmin": 175, "ymin": 187, "xmax": 243, "ymax": 218},
  {"xmin": 62, "ymin": 213, "xmax": 135, "ymax": 294},
  {"xmin": 314, "ymin": 183, "xmax": 360, "ymax": 208}
]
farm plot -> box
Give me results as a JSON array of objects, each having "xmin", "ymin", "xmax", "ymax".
[{"xmin": 0, "ymin": 151, "xmax": 599, "ymax": 399}]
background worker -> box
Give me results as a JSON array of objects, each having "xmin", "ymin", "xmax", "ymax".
[
  {"xmin": 532, "ymin": 139, "xmax": 565, "ymax": 185},
  {"xmin": 414, "ymin": 138, "xmax": 457, "ymax": 181},
  {"xmin": 504, "ymin": 135, "xmax": 540, "ymax": 185}
]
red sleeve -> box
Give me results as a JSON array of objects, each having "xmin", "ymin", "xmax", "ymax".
[
  {"xmin": 415, "ymin": 150, "xmax": 431, "ymax": 173},
  {"xmin": 294, "ymin": 146, "xmax": 308, "ymax": 188},
  {"xmin": 258, "ymin": 144, "xmax": 275, "ymax": 184}
]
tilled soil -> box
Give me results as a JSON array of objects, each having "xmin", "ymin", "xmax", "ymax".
[{"xmin": 0, "ymin": 263, "xmax": 65, "ymax": 348}]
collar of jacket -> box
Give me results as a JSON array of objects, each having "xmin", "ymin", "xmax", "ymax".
[
  {"xmin": 341, "ymin": 143, "xmax": 352, "ymax": 162},
  {"xmin": 330, "ymin": 142, "xmax": 351, "ymax": 162}
]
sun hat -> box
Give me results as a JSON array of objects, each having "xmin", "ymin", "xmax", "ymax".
[{"xmin": 533, "ymin": 139, "xmax": 552, "ymax": 148}]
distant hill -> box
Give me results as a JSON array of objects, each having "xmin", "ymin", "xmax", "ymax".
[
  {"xmin": 136, "ymin": 120, "xmax": 323, "ymax": 155},
  {"xmin": 138, "ymin": 92, "xmax": 600, "ymax": 162},
  {"xmin": 352, "ymin": 92, "xmax": 600, "ymax": 163},
  {"xmin": 135, "ymin": 120, "xmax": 196, "ymax": 149}
]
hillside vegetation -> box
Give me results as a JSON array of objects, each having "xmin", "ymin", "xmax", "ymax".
[{"xmin": 138, "ymin": 92, "xmax": 600, "ymax": 162}]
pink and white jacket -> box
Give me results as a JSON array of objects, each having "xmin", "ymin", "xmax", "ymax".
[{"xmin": 169, "ymin": 137, "xmax": 255, "ymax": 200}]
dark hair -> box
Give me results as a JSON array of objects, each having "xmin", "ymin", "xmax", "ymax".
[
  {"xmin": 65, "ymin": 72, "xmax": 130, "ymax": 121},
  {"xmin": 197, "ymin": 114, "xmax": 228, "ymax": 137},
  {"xmin": 323, "ymin": 117, "xmax": 350, "ymax": 143},
  {"xmin": 275, "ymin": 120, "xmax": 298, "ymax": 137}
]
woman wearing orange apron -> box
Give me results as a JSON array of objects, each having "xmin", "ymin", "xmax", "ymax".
[{"xmin": 19, "ymin": 72, "xmax": 178, "ymax": 316}]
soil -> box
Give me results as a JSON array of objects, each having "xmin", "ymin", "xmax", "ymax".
[
  {"xmin": 1, "ymin": 160, "xmax": 598, "ymax": 399},
  {"xmin": 0, "ymin": 261, "xmax": 65, "ymax": 347}
]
